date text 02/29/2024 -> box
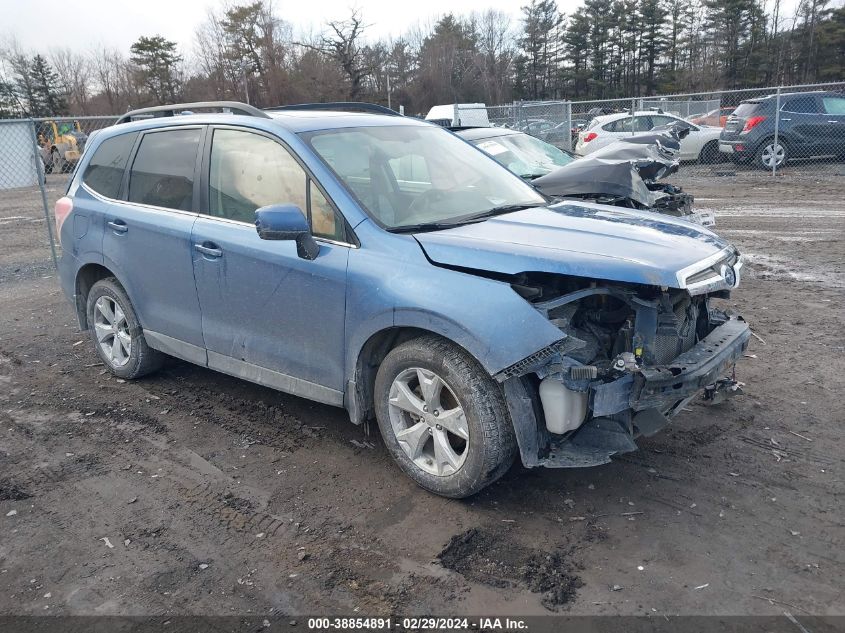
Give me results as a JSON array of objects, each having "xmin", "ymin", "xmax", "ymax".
[{"xmin": 306, "ymin": 617, "xmax": 529, "ymax": 630}]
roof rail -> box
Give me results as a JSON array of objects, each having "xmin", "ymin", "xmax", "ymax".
[
  {"xmin": 267, "ymin": 102, "xmax": 400, "ymax": 116},
  {"xmin": 116, "ymin": 101, "xmax": 271, "ymax": 125}
]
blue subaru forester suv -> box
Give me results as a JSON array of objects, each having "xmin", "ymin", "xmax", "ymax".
[{"xmin": 55, "ymin": 101, "xmax": 750, "ymax": 498}]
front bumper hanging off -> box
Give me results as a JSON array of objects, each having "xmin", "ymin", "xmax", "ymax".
[{"xmin": 504, "ymin": 316, "xmax": 751, "ymax": 469}]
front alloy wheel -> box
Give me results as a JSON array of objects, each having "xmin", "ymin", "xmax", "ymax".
[
  {"xmin": 387, "ymin": 367, "xmax": 469, "ymax": 477},
  {"xmin": 374, "ymin": 335, "xmax": 517, "ymax": 498}
]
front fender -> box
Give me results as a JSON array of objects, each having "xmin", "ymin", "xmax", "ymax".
[{"xmin": 344, "ymin": 226, "xmax": 564, "ymax": 381}]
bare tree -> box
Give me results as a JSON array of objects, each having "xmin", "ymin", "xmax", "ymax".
[
  {"xmin": 474, "ymin": 10, "xmax": 516, "ymax": 104},
  {"xmin": 50, "ymin": 48, "xmax": 92, "ymax": 113},
  {"xmin": 298, "ymin": 9, "xmax": 372, "ymax": 100}
]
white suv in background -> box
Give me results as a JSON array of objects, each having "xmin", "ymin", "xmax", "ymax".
[{"xmin": 575, "ymin": 111, "xmax": 723, "ymax": 163}]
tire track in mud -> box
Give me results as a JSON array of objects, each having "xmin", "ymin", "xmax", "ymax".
[
  {"xmin": 178, "ymin": 480, "xmax": 296, "ymax": 538},
  {"xmin": 1, "ymin": 453, "xmax": 107, "ymax": 494}
]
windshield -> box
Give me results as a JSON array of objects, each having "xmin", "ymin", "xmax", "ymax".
[
  {"xmin": 303, "ymin": 125, "xmax": 546, "ymax": 230},
  {"xmin": 471, "ymin": 133, "xmax": 575, "ymax": 179}
]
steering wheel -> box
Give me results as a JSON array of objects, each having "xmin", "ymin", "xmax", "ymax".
[{"xmin": 406, "ymin": 188, "xmax": 447, "ymax": 216}]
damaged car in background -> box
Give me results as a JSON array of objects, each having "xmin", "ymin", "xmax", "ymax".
[
  {"xmin": 57, "ymin": 101, "xmax": 749, "ymax": 499},
  {"xmin": 458, "ymin": 123, "xmax": 714, "ymax": 227}
]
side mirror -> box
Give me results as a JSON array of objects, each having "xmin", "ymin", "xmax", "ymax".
[{"xmin": 254, "ymin": 204, "xmax": 319, "ymax": 260}]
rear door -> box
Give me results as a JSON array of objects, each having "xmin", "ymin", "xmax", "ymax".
[
  {"xmin": 779, "ymin": 94, "xmax": 824, "ymax": 157},
  {"xmin": 101, "ymin": 126, "xmax": 206, "ymax": 353},
  {"xmin": 191, "ymin": 126, "xmax": 350, "ymax": 401}
]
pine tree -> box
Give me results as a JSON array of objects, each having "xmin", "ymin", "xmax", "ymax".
[
  {"xmin": 129, "ymin": 35, "xmax": 183, "ymax": 104},
  {"xmin": 29, "ymin": 54, "xmax": 68, "ymax": 116},
  {"xmin": 518, "ymin": 0, "xmax": 562, "ymax": 99},
  {"xmin": 639, "ymin": 0, "xmax": 668, "ymax": 94}
]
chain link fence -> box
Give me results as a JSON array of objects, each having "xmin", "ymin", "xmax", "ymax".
[
  {"xmin": 484, "ymin": 81, "xmax": 845, "ymax": 175},
  {"xmin": 0, "ymin": 116, "xmax": 118, "ymax": 272}
]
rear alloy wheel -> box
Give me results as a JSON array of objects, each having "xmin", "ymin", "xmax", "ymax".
[
  {"xmin": 374, "ymin": 335, "xmax": 516, "ymax": 498},
  {"xmin": 93, "ymin": 295, "xmax": 132, "ymax": 368},
  {"xmin": 86, "ymin": 277, "xmax": 164, "ymax": 379},
  {"xmin": 756, "ymin": 139, "xmax": 788, "ymax": 170}
]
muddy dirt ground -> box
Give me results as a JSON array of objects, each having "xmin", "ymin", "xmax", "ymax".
[{"xmin": 0, "ymin": 171, "xmax": 843, "ymax": 620}]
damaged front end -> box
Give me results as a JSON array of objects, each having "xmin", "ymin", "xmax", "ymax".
[
  {"xmin": 495, "ymin": 251, "xmax": 750, "ymax": 469},
  {"xmin": 532, "ymin": 122, "xmax": 713, "ymax": 227}
]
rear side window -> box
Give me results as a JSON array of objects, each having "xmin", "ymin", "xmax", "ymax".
[
  {"xmin": 82, "ymin": 132, "xmax": 138, "ymax": 199},
  {"xmin": 603, "ymin": 117, "xmax": 633, "ymax": 132},
  {"xmin": 782, "ymin": 95, "xmax": 820, "ymax": 114},
  {"xmin": 649, "ymin": 115, "xmax": 677, "ymax": 128},
  {"xmin": 128, "ymin": 129, "xmax": 201, "ymax": 211}
]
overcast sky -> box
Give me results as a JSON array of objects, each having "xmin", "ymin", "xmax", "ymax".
[{"xmin": 0, "ymin": 0, "xmax": 587, "ymax": 57}]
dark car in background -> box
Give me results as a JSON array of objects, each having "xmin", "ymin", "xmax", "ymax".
[{"xmin": 719, "ymin": 91, "xmax": 845, "ymax": 169}]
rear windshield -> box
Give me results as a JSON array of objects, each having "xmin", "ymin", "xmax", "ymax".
[{"xmin": 733, "ymin": 102, "xmax": 761, "ymax": 117}]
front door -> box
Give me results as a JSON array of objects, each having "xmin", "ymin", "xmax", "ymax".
[
  {"xmin": 821, "ymin": 94, "xmax": 845, "ymax": 157},
  {"xmin": 191, "ymin": 127, "xmax": 350, "ymax": 403}
]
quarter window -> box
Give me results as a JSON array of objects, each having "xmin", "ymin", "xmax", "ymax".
[
  {"xmin": 82, "ymin": 132, "xmax": 138, "ymax": 199},
  {"xmin": 128, "ymin": 129, "xmax": 201, "ymax": 211},
  {"xmin": 208, "ymin": 129, "xmax": 343, "ymax": 241}
]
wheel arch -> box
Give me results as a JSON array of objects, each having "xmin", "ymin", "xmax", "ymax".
[
  {"xmin": 75, "ymin": 263, "xmax": 124, "ymax": 330},
  {"xmin": 752, "ymin": 133, "xmax": 791, "ymax": 154},
  {"xmin": 345, "ymin": 325, "xmax": 483, "ymax": 425}
]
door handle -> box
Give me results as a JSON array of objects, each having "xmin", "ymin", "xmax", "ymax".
[
  {"xmin": 195, "ymin": 243, "xmax": 223, "ymax": 258},
  {"xmin": 779, "ymin": 118, "xmax": 791, "ymax": 122},
  {"xmin": 107, "ymin": 220, "xmax": 128, "ymax": 233},
  {"xmin": 828, "ymin": 120, "xmax": 840, "ymax": 124}
]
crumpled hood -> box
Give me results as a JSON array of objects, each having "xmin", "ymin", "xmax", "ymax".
[
  {"xmin": 414, "ymin": 202, "xmax": 733, "ymax": 288},
  {"xmin": 532, "ymin": 159, "xmax": 662, "ymax": 208}
]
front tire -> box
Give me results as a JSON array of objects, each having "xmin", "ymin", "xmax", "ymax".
[
  {"xmin": 86, "ymin": 278, "xmax": 163, "ymax": 379},
  {"xmin": 374, "ymin": 335, "xmax": 517, "ymax": 498}
]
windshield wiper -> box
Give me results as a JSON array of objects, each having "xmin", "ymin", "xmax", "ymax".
[
  {"xmin": 388, "ymin": 221, "xmax": 471, "ymax": 234},
  {"xmin": 388, "ymin": 202, "xmax": 546, "ymax": 234},
  {"xmin": 464, "ymin": 202, "xmax": 547, "ymax": 219}
]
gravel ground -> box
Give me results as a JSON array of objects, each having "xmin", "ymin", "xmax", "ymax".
[{"xmin": 0, "ymin": 171, "xmax": 843, "ymax": 619}]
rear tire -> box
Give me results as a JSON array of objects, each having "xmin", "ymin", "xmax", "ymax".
[
  {"xmin": 755, "ymin": 138, "xmax": 788, "ymax": 170},
  {"xmin": 86, "ymin": 278, "xmax": 164, "ymax": 380},
  {"xmin": 374, "ymin": 335, "xmax": 517, "ymax": 498},
  {"xmin": 698, "ymin": 140, "xmax": 720, "ymax": 164}
]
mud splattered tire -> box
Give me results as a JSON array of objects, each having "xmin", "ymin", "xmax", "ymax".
[
  {"xmin": 374, "ymin": 335, "xmax": 517, "ymax": 498},
  {"xmin": 86, "ymin": 278, "xmax": 164, "ymax": 380}
]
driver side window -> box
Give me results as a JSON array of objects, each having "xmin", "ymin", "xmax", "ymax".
[{"xmin": 208, "ymin": 129, "xmax": 344, "ymax": 241}]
